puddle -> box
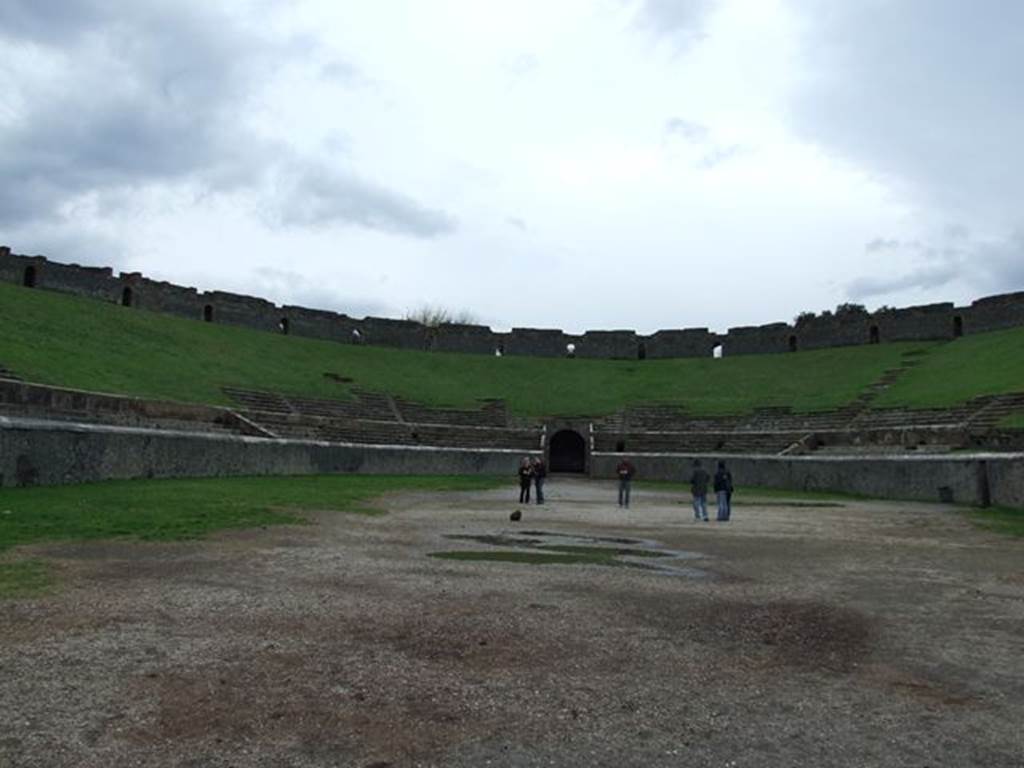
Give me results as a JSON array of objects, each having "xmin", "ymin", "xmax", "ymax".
[{"xmin": 430, "ymin": 530, "xmax": 709, "ymax": 577}]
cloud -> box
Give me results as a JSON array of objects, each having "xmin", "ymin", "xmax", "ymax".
[
  {"xmin": 506, "ymin": 217, "xmax": 528, "ymax": 232},
  {"xmin": 847, "ymin": 230, "xmax": 1024, "ymax": 300},
  {"xmin": 631, "ymin": 0, "xmax": 716, "ymax": 46},
  {"xmin": 248, "ymin": 266, "xmax": 392, "ymax": 318},
  {"xmin": 269, "ymin": 162, "xmax": 457, "ymax": 238},
  {"xmin": 0, "ymin": 0, "xmax": 455, "ymax": 243},
  {"xmin": 665, "ymin": 118, "xmax": 710, "ymax": 142},
  {"xmin": 790, "ymin": 1, "xmax": 1024, "ymax": 222}
]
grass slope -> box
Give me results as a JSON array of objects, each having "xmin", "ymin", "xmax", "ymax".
[
  {"xmin": 0, "ymin": 281, "xmax": 937, "ymax": 417},
  {"xmin": 874, "ymin": 325, "xmax": 1024, "ymax": 408}
]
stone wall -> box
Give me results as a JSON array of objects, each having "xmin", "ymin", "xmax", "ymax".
[
  {"xmin": 4, "ymin": 245, "xmax": 1024, "ymax": 360},
  {"xmin": 589, "ymin": 451, "xmax": 1024, "ymax": 508},
  {"xmin": 0, "ymin": 417, "xmax": 535, "ymax": 488}
]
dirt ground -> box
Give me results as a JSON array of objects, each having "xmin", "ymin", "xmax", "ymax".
[{"xmin": 1, "ymin": 479, "xmax": 1022, "ymax": 768}]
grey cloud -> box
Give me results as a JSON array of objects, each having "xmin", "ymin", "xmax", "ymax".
[
  {"xmin": 632, "ymin": 0, "xmax": 716, "ymax": 45},
  {"xmin": 249, "ymin": 267, "xmax": 392, "ymax": 319},
  {"xmin": 847, "ymin": 230, "xmax": 1024, "ymax": 300},
  {"xmin": 0, "ymin": 1, "xmax": 455, "ymax": 241},
  {"xmin": 665, "ymin": 118, "xmax": 709, "ymax": 142},
  {"xmin": 270, "ymin": 163, "xmax": 457, "ymax": 238},
  {"xmin": 506, "ymin": 217, "xmax": 528, "ymax": 232},
  {"xmin": 865, "ymin": 238, "xmax": 901, "ymax": 253},
  {"xmin": 847, "ymin": 259, "xmax": 962, "ymax": 301},
  {"xmin": 790, "ymin": 1, "xmax": 1024, "ymax": 223},
  {"xmin": 0, "ymin": 0, "xmax": 105, "ymax": 45},
  {"xmin": 697, "ymin": 144, "xmax": 742, "ymax": 169}
]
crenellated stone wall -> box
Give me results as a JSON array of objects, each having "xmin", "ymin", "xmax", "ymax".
[{"xmin": 4, "ymin": 245, "xmax": 1024, "ymax": 360}]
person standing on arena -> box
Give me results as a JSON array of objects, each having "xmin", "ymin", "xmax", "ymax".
[
  {"xmin": 518, "ymin": 457, "xmax": 533, "ymax": 504},
  {"xmin": 616, "ymin": 457, "xmax": 636, "ymax": 508},
  {"xmin": 532, "ymin": 457, "xmax": 547, "ymax": 504},
  {"xmin": 713, "ymin": 460, "xmax": 734, "ymax": 521},
  {"xmin": 689, "ymin": 459, "xmax": 710, "ymax": 521}
]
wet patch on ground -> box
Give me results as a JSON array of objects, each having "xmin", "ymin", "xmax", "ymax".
[{"xmin": 431, "ymin": 530, "xmax": 710, "ymax": 577}]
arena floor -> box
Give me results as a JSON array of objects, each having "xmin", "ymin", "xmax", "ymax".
[{"xmin": 1, "ymin": 479, "xmax": 1022, "ymax": 767}]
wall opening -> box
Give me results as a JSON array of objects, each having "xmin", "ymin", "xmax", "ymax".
[
  {"xmin": 203, "ymin": 304, "xmax": 214, "ymax": 322},
  {"xmin": 549, "ymin": 429, "xmax": 586, "ymax": 473},
  {"xmin": 615, "ymin": 440, "xmax": 626, "ymax": 453},
  {"xmin": 566, "ymin": 343, "xmax": 576, "ymax": 358},
  {"xmin": 788, "ymin": 335, "xmax": 798, "ymax": 352},
  {"xmin": 352, "ymin": 329, "xmax": 363, "ymax": 344},
  {"xmin": 121, "ymin": 286, "xmax": 133, "ymax": 307},
  {"xmin": 712, "ymin": 343, "xmax": 723, "ymax": 359},
  {"xmin": 637, "ymin": 342, "xmax": 646, "ymax": 360},
  {"xmin": 869, "ymin": 325, "xmax": 880, "ymax": 344},
  {"xmin": 279, "ymin": 317, "xmax": 290, "ymax": 335},
  {"xmin": 494, "ymin": 343, "xmax": 504, "ymax": 357},
  {"xmin": 953, "ymin": 315, "xmax": 964, "ymax": 337},
  {"xmin": 22, "ymin": 266, "xmax": 37, "ymax": 288}
]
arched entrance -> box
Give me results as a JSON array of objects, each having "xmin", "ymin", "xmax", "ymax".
[
  {"xmin": 23, "ymin": 266, "xmax": 37, "ymax": 288},
  {"xmin": 549, "ymin": 429, "xmax": 586, "ymax": 473}
]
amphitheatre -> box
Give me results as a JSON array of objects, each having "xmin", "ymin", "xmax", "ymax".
[{"xmin": 1, "ymin": 244, "xmax": 1022, "ymax": 766}]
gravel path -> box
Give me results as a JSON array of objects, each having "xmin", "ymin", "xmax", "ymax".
[{"xmin": 1, "ymin": 478, "xmax": 1022, "ymax": 767}]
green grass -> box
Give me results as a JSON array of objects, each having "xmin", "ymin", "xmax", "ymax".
[
  {"xmin": 0, "ymin": 474, "xmax": 503, "ymax": 554},
  {"xmin": 0, "ymin": 559, "xmax": 54, "ymax": 598},
  {"xmin": 0, "ymin": 281, "xmax": 942, "ymax": 417},
  {"xmin": 997, "ymin": 411, "xmax": 1024, "ymax": 429},
  {"xmin": 874, "ymin": 325, "xmax": 1024, "ymax": 408},
  {"xmin": 969, "ymin": 506, "xmax": 1024, "ymax": 537}
]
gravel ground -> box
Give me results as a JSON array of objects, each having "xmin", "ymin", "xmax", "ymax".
[{"xmin": 1, "ymin": 478, "xmax": 1022, "ymax": 767}]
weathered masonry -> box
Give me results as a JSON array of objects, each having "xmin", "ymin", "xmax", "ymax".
[{"xmin": 4, "ymin": 245, "xmax": 1024, "ymax": 360}]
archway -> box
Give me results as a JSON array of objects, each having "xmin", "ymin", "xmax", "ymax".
[
  {"xmin": 637, "ymin": 342, "xmax": 646, "ymax": 360},
  {"xmin": 23, "ymin": 266, "xmax": 37, "ymax": 288},
  {"xmin": 869, "ymin": 325, "xmax": 880, "ymax": 344},
  {"xmin": 203, "ymin": 304, "xmax": 214, "ymax": 322},
  {"xmin": 549, "ymin": 429, "xmax": 586, "ymax": 473},
  {"xmin": 953, "ymin": 316, "xmax": 964, "ymax": 338},
  {"xmin": 279, "ymin": 317, "xmax": 290, "ymax": 335},
  {"xmin": 121, "ymin": 286, "xmax": 133, "ymax": 307},
  {"xmin": 788, "ymin": 335, "xmax": 798, "ymax": 352}
]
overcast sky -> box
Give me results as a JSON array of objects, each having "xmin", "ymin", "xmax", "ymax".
[{"xmin": 1, "ymin": 0, "xmax": 1022, "ymax": 334}]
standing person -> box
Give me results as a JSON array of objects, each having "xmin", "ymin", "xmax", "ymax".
[
  {"xmin": 714, "ymin": 460, "xmax": 734, "ymax": 521},
  {"xmin": 518, "ymin": 457, "xmax": 533, "ymax": 504},
  {"xmin": 689, "ymin": 459, "xmax": 710, "ymax": 522},
  {"xmin": 532, "ymin": 457, "xmax": 547, "ymax": 505},
  {"xmin": 616, "ymin": 457, "xmax": 636, "ymax": 508}
]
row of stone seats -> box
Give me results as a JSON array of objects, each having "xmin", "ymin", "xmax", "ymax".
[
  {"xmin": 593, "ymin": 431, "xmax": 801, "ymax": 455},
  {"xmin": 244, "ymin": 409, "xmax": 540, "ymax": 449},
  {"xmin": 391, "ymin": 397, "xmax": 511, "ymax": 427}
]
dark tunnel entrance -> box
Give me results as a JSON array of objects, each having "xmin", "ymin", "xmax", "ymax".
[{"xmin": 549, "ymin": 429, "xmax": 586, "ymax": 473}]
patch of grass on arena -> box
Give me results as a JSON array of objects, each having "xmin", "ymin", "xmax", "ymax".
[
  {"xmin": 0, "ymin": 474, "xmax": 503, "ymax": 554},
  {"xmin": 969, "ymin": 506, "xmax": 1024, "ymax": 537},
  {"xmin": 0, "ymin": 559, "xmax": 54, "ymax": 598}
]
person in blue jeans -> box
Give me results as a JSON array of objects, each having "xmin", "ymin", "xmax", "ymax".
[
  {"xmin": 616, "ymin": 458, "xmax": 636, "ymax": 508},
  {"xmin": 713, "ymin": 460, "xmax": 734, "ymax": 521},
  {"xmin": 689, "ymin": 459, "xmax": 710, "ymax": 521}
]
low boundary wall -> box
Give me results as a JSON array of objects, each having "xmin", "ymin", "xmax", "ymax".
[
  {"xmin": 0, "ymin": 418, "xmax": 536, "ymax": 488},
  {"xmin": 590, "ymin": 452, "xmax": 1024, "ymax": 509},
  {"xmin": 3, "ymin": 419, "xmax": 1022, "ymax": 509}
]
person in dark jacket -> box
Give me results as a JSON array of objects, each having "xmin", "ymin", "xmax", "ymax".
[
  {"xmin": 713, "ymin": 460, "xmax": 734, "ymax": 521},
  {"xmin": 532, "ymin": 457, "xmax": 547, "ymax": 504},
  {"xmin": 689, "ymin": 459, "xmax": 710, "ymax": 521},
  {"xmin": 616, "ymin": 458, "xmax": 636, "ymax": 508},
  {"xmin": 517, "ymin": 457, "xmax": 533, "ymax": 503}
]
